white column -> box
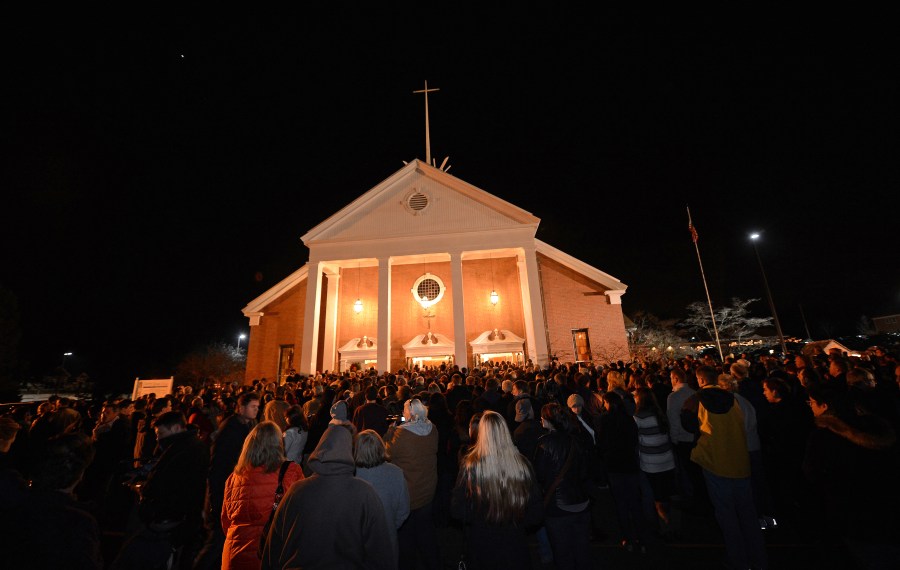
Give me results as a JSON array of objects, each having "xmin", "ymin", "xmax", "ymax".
[
  {"xmin": 300, "ymin": 260, "xmax": 324, "ymax": 375},
  {"xmin": 449, "ymin": 251, "xmax": 468, "ymax": 370},
  {"xmin": 376, "ymin": 257, "xmax": 392, "ymax": 374},
  {"xmin": 518, "ymin": 248, "xmax": 549, "ymax": 367},
  {"xmin": 321, "ymin": 267, "xmax": 340, "ymax": 374}
]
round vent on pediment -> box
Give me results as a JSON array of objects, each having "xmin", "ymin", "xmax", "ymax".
[{"xmin": 403, "ymin": 189, "xmax": 431, "ymax": 215}]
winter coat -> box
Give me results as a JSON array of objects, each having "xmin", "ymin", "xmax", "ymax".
[
  {"xmin": 532, "ymin": 429, "xmax": 591, "ymax": 516},
  {"xmin": 681, "ymin": 386, "xmax": 751, "ymax": 478},
  {"xmin": 260, "ymin": 425, "xmax": 396, "ymax": 570},
  {"xmin": 596, "ymin": 409, "xmax": 640, "ymax": 474},
  {"xmin": 450, "ymin": 469, "xmax": 544, "ymax": 569},
  {"xmin": 384, "ymin": 420, "xmax": 439, "ymax": 510},
  {"xmin": 138, "ymin": 430, "xmax": 210, "ymax": 546},
  {"xmin": 221, "ymin": 462, "xmax": 304, "ymax": 570}
]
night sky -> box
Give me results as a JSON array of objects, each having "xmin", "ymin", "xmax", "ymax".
[{"xmin": 3, "ymin": 8, "xmax": 898, "ymax": 393}]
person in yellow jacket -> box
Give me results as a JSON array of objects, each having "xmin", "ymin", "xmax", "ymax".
[{"xmin": 681, "ymin": 365, "xmax": 767, "ymax": 570}]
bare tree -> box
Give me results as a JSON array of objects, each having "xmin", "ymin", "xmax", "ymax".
[
  {"xmin": 175, "ymin": 342, "xmax": 245, "ymax": 388},
  {"xmin": 680, "ymin": 298, "xmax": 773, "ymax": 342},
  {"xmin": 628, "ymin": 310, "xmax": 695, "ymax": 362}
]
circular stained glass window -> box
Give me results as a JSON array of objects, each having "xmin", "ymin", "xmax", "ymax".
[{"xmin": 412, "ymin": 273, "xmax": 445, "ymax": 307}]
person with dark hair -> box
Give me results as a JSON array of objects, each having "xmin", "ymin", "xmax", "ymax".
[
  {"xmin": 194, "ymin": 392, "xmax": 259, "ymax": 570},
  {"xmin": 282, "ymin": 405, "xmax": 308, "ymax": 466},
  {"xmin": 473, "ymin": 377, "xmax": 504, "ymax": 415},
  {"xmin": 597, "ymin": 390, "xmax": 646, "ymax": 554},
  {"xmin": 129, "ymin": 398, "xmax": 148, "ymax": 451},
  {"xmin": 426, "ymin": 391, "xmax": 455, "ymax": 528},
  {"xmin": 759, "ymin": 376, "xmax": 813, "ymax": 535},
  {"xmin": 261, "ymin": 425, "xmax": 396, "ymax": 569},
  {"xmin": 445, "ymin": 373, "xmax": 471, "ymax": 413},
  {"xmin": 825, "ymin": 356, "xmax": 850, "ymax": 391},
  {"xmin": 187, "ymin": 397, "xmax": 216, "ymax": 445},
  {"xmin": 7, "ymin": 432, "xmax": 103, "ymax": 569},
  {"xmin": 352, "ymin": 385, "xmax": 390, "ymax": 436},
  {"xmin": 667, "ymin": 365, "xmax": 704, "ymax": 512},
  {"xmin": 533, "ymin": 402, "xmax": 593, "ymax": 568},
  {"xmin": 81, "ymin": 399, "xmax": 132, "ymax": 498},
  {"xmin": 633, "ymin": 387, "xmax": 678, "ymax": 539},
  {"xmin": 112, "ymin": 411, "xmax": 210, "ymax": 570},
  {"xmin": 303, "ymin": 386, "xmax": 337, "ymax": 466},
  {"xmin": 134, "ymin": 396, "xmax": 173, "ymax": 468}
]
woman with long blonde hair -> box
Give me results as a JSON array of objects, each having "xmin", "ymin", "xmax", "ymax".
[
  {"xmin": 221, "ymin": 421, "xmax": 304, "ymax": 570},
  {"xmin": 451, "ymin": 410, "xmax": 543, "ymax": 569}
]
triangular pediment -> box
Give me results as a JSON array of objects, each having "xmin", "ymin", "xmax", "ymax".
[{"xmin": 301, "ymin": 160, "xmax": 539, "ymax": 245}]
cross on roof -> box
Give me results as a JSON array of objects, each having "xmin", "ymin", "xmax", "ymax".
[{"xmin": 413, "ymin": 80, "xmax": 439, "ymax": 165}]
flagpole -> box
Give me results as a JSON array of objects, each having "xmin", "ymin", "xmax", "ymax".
[{"xmin": 687, "ymin": 207, "xmax": 724, "ymax": 363}]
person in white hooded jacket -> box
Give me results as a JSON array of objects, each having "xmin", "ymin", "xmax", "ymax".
[{"xmin": 384, "ymin": 398, "xmax": 440, "ymax": 570}]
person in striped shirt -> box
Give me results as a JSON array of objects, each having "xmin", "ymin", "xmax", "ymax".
[{"xmin": 633, "ymin": 387, "xmax": 678, "ymax": 539}]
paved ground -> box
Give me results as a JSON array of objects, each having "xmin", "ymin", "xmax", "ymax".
[
  {"xmin": 101, "ymin": 488, "xmax": 829, "ymax": 569},
  {"xmin": 434, "ymin": 489, "xmax": 827, "ymax": 570}
]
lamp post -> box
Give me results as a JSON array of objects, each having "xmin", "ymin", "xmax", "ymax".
[
  {"xmin": 58, "ymin": 352, "xmax": 72, "ymax": 396},
  {"xmin": 750, "ymin": 233, "xmax": 787, "ymax": 355},
  {"xmin": 237, "ymin": 334, "xmax": 246, "ymax": 351}
]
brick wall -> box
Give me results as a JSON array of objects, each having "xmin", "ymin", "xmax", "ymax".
[
  {"xmin": 244, "ymin": 279, "xmax": 307, "ymax": 383},
  {"xmin": 538, "ymin": 254, "xmax": 630, "ymax": 364},
  {"xmin": 243, "ymin": 252, "xmax": 628, "ymax": 381}
]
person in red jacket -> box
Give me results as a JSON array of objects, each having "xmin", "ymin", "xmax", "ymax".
[{"xmin": 221, "ymin": 421, "xmax": 303, "ymax": 570}]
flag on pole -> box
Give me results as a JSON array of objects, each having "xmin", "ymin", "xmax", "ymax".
[{"xmin": 687, "ymin": 206, "xmax": 699, "ymax": 243}]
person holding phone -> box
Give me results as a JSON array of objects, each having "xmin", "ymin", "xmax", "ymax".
[{"xmin": 384, "ymin": 399, "xmax": 440, "ymax": 570}]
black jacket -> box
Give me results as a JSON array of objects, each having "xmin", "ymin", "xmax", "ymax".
[
  {"xmin": 139, "ymin": 430, "xmax": 210, "ymax": 544},
  {"xmin": 532, "ymin": 430, "xmax": 591, "ymax": 516}
]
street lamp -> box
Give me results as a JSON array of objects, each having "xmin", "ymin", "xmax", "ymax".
[
  {"xmin": 237, "ymin": 333, "xmax": 246, "ymax": 350},
  {"xmin": 57, "ymin": 352, "xmax": 73, "ymax": 396},
  {"xmin": 750, "ymin": 233, "xmax": 787, "ymax": 355}
]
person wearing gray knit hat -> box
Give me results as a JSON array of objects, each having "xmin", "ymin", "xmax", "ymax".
[{"xmin": 330, "ymin": 400, "xmax": 350, "ymax": 424}]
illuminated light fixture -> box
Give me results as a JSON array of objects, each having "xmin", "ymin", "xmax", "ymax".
[
  {"xmin": 489, "ymin": 251, "xmax": 499, "ymax": 305},
  {"xmin": 354, "ymin": 261, "xmax": 363, "ymax": 313}
]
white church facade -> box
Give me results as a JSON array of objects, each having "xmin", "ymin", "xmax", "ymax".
[{"xmin": 241, "ymin": 159, "xmax": 631, "ymax": 383}]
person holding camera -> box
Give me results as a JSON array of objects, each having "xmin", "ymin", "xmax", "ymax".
[
  {"xmin": 112, "ymin": 411, "xmax": 210, "ymax": 570},
  {"xmin": 384, "ymin": 398, "xmax": 440, "ymax": 570}
]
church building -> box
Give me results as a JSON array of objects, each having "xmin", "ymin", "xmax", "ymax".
[{"xmin": 241, "ymin": 159, "xmax": 631, "ymax": 383}]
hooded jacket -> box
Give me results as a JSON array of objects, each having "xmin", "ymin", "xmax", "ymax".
[
  {"xmin": 384, "ymin": 419, "xmax": 439, "ymax": 510},
  {"xmin": 681, "ymin": 386, "xmax": 751, "ymax": 478},
  {"xmin": 260, "ymin": 425, "xmax": 396, "ymax": 570}
]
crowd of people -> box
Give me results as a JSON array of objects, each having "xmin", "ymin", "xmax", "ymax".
[{"xmin": 1, "ymin": 344, "xmax": 899, "ymax": 570}]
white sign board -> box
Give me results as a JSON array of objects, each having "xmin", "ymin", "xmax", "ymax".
[{"xmin": 132, "ymin": 377, "xmax": 175, "ymax": 400}]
